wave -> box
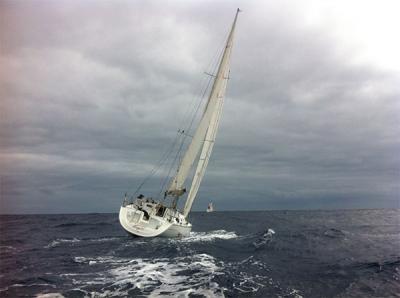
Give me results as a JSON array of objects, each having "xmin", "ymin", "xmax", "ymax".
[
  {"xmin": 0, "ymin": 283, "xmax": 57, "ymax": 295},
  {"xmin": 44, "ymin": 236, "xmax": 121, "ymax": 248},
  {"xmin": 69, "ymin": 253, "xmax": 303, "ymax": 297},
  {"xmin": 253, "ymin": 228, "xmax": 276, "ymax": 249},
  {"xmin": 323, "ymin": 228, "xmax": 346, "ymax": 238},
  {"xmin": 74, "ymin": 256, "xmax": 128, "ymax": 265},
  {"xmin": 225, "ymin": 255, "xmax": 302, "ymax": 297},
  {"xmin": 0, "ymin": 245, "xmax": 16, "ymax": 253},
  {"xmin": 36, "ymin": 293, "xmax": 65, "ymax": 298},
  {"xmin": 44, "ymin": 238, "xmax": 81, "ymax": 248},
  {"xmin": 352, "ymin": 258, "xmax": 400, "ymax": 272},
  {"xmin": 71, "ymin": 253, "xmax": 225, "ymax": 297},
  {"xmin": 88, "ymin": 237, "xmax": 122, "ymax": 242},
  {"xmin": 339, "ymin": 257, "xmax": 400, "ymax": 297},
  {"xmin": 175, "ymin": 230, "xmax": 238, "ymax": 243},
  {"xmin": 53, "ymin": 222, "xmax": 111, "ymax": 228}
]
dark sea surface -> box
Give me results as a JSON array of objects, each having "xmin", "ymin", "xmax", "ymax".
[{"xmin": 0, "ymin": 209, "xmax": 399, "ymax": 297}]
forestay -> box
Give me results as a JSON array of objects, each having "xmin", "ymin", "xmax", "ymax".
[{"xmin": 168, "ymin": 9, "xmax": 240, "ymax": 217}]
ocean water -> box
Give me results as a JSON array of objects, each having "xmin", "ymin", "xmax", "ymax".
[{"xmin": 0, "ymin": 209, "xmax": 399, "ymax": 297}]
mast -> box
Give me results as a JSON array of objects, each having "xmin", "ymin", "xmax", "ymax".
[
  {"xmin": 181, "ymin": 9, "xmax": 240, "ymax": 217},
  {"xmin": 167, "ymin": 9, "xmax": 240, "ymax": 200}
]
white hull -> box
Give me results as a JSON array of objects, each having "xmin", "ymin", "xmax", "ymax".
[{"xmin": 119, "ymin": 201, "xmax": 191, "ymax": 238}]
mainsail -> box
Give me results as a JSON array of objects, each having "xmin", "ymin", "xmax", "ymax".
[{"xmin": 167, "ymin": 9, "xmax": 240, "ymax": 217}]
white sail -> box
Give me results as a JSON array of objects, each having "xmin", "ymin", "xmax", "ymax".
[
  {"xmin": 183, "ymin": 78, "xmax": 227, "ymax": 216},
  {"xmin": 168, "ymin": 9, "xmax": 240, "ymax": 197}
]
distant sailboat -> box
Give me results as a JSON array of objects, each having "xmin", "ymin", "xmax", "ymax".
[
  {"xmin": 206, "ymin": 202, "xmax": 214, "ymax": 213},
  {"xmin": 119, "ymin": 9, "xmax": 240, "ymax": 238}
]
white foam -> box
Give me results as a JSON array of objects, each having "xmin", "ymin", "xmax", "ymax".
[
  {"xmin": 44, "ymin": 238, "xmax": 80, "ymax": 248},
  {"xmin": 36, "ymin": 293, "xmax": 65, "ymax": 298},
  {"xmin": 176, "ymin": 230, "xmax": 238, "ymax": 243},
  {"xmin": 112, "ymin": 253, "xmax": 224, "ymax": 297},
  {"xmin": 61, "ymin": 253, "xmax": 304, "ymax": 297},
  {"xmin": 89, "ymin": 237, "xmax": 120, "ymax": 242},
  {"xmin": 44, "ymin": 237, "xmax": 120, "ymax": 249},
  {"xmin": 69, "ymin": 254, "xmax": 225, "ymax": 297},
  {"xmin": 227, "ymin": 256, "xmax": 271, "ymax": 293},
  {"xmin": 74, "ymin": 256, "xmax": 127, "ymax": 265},
  {"xmin": 228, "ymin": 256, "xmax": 302, "ymax": 297},
  {"xmin": 253, "ymin": 228, "xmax": 276, "ymax": 248},
  {"xmin": 289, "ymin": 288, "xmax": 304, "ymax": 298}
]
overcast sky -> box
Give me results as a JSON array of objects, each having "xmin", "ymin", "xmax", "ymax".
[{"xmin": 1, "ymin": 0, "xmax": 399, "ymax": 214}]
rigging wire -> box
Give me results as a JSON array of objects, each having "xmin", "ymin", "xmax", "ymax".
[
  {"xmin": 157, "ymin": 76, "xmax": 213, "ymax": 200},
  {"xmin": 157, "ymin": 34, "xmax": 228, "ymax": 199},
  {"xmin": 175, "ymin": 29, "xmax": 229, "ymax": 136},
  {"xmin": 129, "ymin": 28, "xmax": 230, "ymax": 201},
  {"xmin": 130, "ymin": 130, "xmax": 181, "ymax": 197},
  {"xmin": 155, "ymin": 36, "xmax": 228, "ymax": 199}
]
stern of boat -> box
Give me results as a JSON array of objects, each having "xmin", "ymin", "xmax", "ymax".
[{"xmin": 119, "ymin": 200, "xmax": 192, "ymax": 238}]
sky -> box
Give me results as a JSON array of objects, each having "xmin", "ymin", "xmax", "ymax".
[{"xmin": 0, "ymin": 0, "xmax": 399, "ymax": 214}]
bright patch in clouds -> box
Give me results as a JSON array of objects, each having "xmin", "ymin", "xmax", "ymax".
[{"xmin": 302, "ymin": 0, "xmax": 400, "ymax": 71}]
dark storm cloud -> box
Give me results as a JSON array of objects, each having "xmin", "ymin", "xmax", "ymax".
[{"xmin": 0, "ymin": 0, "xmax": 399, "ymax": 213}]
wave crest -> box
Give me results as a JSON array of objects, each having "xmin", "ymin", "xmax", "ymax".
[{"xmin": 178, "ymin": 230, "xmax": 238, "ymax": 243}]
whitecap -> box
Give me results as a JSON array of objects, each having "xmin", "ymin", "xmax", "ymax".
[
  {"xmin": 36, "ymin": 293, "xmax": 65, "ymax": 298},
  {"xmin": 68, "ymin": 254, "xmax": 225, "ymax": 297},
  {"xmin": 63, "ymin": 253, "xmax": 303, "ymax": 297},
  {"xmin": 74, "ymin": 256, "xmax": 122, "ymax": 265},
  {"xmin": 226, "ymin": 256, "xmax": 303, "ymax": 297},
  {"xmin": 177, "ymin": 230, "xmax": 238, "ymax": 243},
  {"xmin": 253, "ymin": 228, "xmax": 276, "ymax": 248},
  {"xmin": 110, "ymin": 253, "xmax": 225, "ymax": 297},
  {"xmin": 44, "ymin": 238, "xmax": 80, "ymax": 248},
  {"xmin": 288, "ymin": 288, "xmax": 304, "ymax": 298},
  {"xmin": 44, "ymin": 236, "xmax": 121, "ymax": 249},
  {"xmin": 89, "ymin": 237, "xmax": 120, "ymax": 242},
  {"xmin": 73, "ymin": 256, "xmax": 88, "ymax": 264}
]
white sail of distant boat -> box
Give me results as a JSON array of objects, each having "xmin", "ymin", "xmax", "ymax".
[
  {"xmin": 206, "ymin": 202, "xmax": 214, "ymax": 213},
  {"xmin": 119, "ymin": 9, "xmax": 240, "ymax": 237}
]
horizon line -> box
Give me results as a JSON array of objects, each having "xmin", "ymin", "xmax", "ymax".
[{"xmin": 0, "ymin": 207, "xmax": 398, "ymax": 216}]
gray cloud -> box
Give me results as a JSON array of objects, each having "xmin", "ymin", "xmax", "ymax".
[{"xmin": 0, "ymin": 0, "xmax": 399, "ymax": 213}]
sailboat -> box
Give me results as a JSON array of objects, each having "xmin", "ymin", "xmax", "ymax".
[
  {"xmin": 206, "ymin": 202, "xmax": 214, "ymax": 213},
  {"xmin": 119, "ymin": 9, "xmax": 240, "ymax": 238}
]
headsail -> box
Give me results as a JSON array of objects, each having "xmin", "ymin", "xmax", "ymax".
[
  {"xmin": 168, "ymin": 9, "xmax": 240, "ymax": 217},
  {"xmin": 183, "ymin": 75, "xmax": 228, "ymax": 216}
]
